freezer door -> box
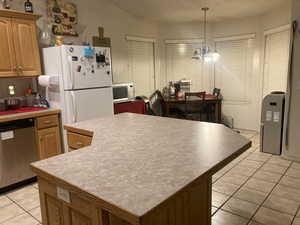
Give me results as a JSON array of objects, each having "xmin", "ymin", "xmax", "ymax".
[
  {"xmin": 64, "ymin": 87, "xmax": 113, "ymax": 124},
  {"xmin": 61, "ymin": 46, "xmax": 112, "ymax": 90}
]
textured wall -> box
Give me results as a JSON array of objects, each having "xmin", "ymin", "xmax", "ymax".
[
  {"xmin": 157, "ymin": 3, "xmax": 291, "ymax": 130},
  {"xmin": 283, "ymin": 0, "xmax": 300, "ymax": 161},
  {"xmin": 0, "ymin": 0, "xmax": 159, "ymax": 98}
]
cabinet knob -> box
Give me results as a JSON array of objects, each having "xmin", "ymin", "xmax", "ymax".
[{"xmin": 18, "ymin": 66, "xmax": 23, "ymax": 71}]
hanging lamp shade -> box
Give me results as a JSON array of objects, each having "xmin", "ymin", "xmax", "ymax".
[{"xmin": 192, "ymin": 7, "xmax": 220, "ymax": 62}]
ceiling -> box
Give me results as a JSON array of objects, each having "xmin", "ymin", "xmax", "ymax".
[{"xmin": 110, "ymin": 0, "xmax": 288, "ymax": 23}]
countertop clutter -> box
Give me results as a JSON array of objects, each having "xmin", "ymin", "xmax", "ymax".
[
  {"xmin": 32, "ymin": 113, "xmax": 251, "ymax": 225},
  {"xmin": 0, "ymin": 108, "xmax": 60, "ymax": 123}
]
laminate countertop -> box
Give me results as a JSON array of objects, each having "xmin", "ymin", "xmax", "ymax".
[
  {"xmin": 0, "ymin": 108, "xmax": 61, "ymax": 123},
  {"xmin": 31, "ymin": 113, "xmax": 251, "ymax": 217}
]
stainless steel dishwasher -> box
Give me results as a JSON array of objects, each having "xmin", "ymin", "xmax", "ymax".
[{"xmin": 0, "ymin": 118, "xmax": 37, "ymax": 189}]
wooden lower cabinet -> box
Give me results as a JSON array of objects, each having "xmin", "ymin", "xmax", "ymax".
[
  {"xmin": 67, "ymin": 132, "xmax": 92, "ymax": 151},
  {"xmin": 37, "ymin": 127, "xmax": 61, "ymax": 159},
  {"xmin": 37, "ymin": 175, "xmax": 212, "ymax": 225},
  {"xmin": 35, "ymin": 114, "xmax": 62, "ymax": 160}
]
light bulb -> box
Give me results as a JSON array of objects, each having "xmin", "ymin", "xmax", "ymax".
[
  {"xmin": 192, "ymin": 49, "xmax": 202, "ymax": 60},
  {"xmin": 211, "ymin": 51, "xmax": 220, "ymax": 62},
  {"xmin": 204, "ymin": 54, "xmax": 212, "ymax": 62}
]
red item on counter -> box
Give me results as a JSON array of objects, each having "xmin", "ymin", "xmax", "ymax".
[
  {"xmin": 114, "ymin": 100, "xmax": 146, "ymax": 115},
  {"xmin": 0, "ymin": 107, "xmax": 46, "ymax": 116}
]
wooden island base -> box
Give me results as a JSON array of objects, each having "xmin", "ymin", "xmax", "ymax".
[
  {"xmin": 32, "ymin": 114, "xmax": 250, "ymax": 225},
  {"xmin": 37, "ymin": 174, "xmax": 212, "ymax": 225}
]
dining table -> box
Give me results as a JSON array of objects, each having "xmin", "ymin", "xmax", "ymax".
[{"xmin": 162, "ymin": 94, "xmax": 222, "ymax": 123}]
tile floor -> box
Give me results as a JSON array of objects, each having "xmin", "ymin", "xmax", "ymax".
[
  {"xmin": 0, "ymin": 130, "xmax": 299, "ymax": 225},
  {"xmin": 212, "ymin": 130, "xmax": 300, "ymax": 225}
]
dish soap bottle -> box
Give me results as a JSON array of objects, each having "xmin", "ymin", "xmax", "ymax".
[{"xmin": 24, "ymin": 0, "xmax": 33, "ymax": 13}]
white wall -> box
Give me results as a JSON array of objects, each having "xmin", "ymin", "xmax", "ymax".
[
  {"xmin": 9, "ymin": 0, "xmax": 159, "ymax": 85},
  {"xmin": 157, "ymin": 3, "xmax": 291, "ymax": 131},
  {"xmin": 283, "ymin": 0, "xmax": 300, "ymax": 161},
  {"xmin": 158, "ymin": 22, "xmax": 214, "ymax": 91}
]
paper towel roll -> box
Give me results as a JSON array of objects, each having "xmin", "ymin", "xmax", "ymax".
[
  {"xmin": 38, "ymin": 75, "xmax": 59, "ymax": 87},
  {"xmin": 38, "ymin": 75, "xmax": 50, "ymax": 87}
]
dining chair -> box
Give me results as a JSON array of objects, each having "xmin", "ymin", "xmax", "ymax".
[
  {"xmin": 148, "ymin": 90, "xmax": 165, "ymax": 116},
  {"xmin": 184, "ymin": 92, "xmax": 207, "ymax": 121},
  {"xmin": 213, "ymin": 88, "xmax": 221, "ymax": 98},
  {"xmin": 207, "ymin": 88, "xmax": 221, "ymax": 122}
]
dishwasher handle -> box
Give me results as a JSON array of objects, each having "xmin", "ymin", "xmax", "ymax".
[{"xmin": 0, "ymin": 118, "xmax": 34, "ymax": 132}]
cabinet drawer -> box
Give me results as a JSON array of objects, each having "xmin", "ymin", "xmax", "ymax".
[
  {"xmin": 37, "ymin": 115, "xmax": 59, "ymax": 129},
  {"xmin": 67, "ymin": 132, "xmax": 92, "ymax": 150}
]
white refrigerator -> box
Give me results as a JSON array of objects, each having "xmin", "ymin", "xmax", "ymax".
[{"xmin": 42, "ymin": 45, "xmax": 114, "ymax": 139}]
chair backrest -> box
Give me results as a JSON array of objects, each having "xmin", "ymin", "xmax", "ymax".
[
  {"xmin": 213, "ymin": 88, "xmax": 221, "ymax": 98},
  {"xmin": 184, "ymin": 92, "xmax": 206, "ymax": 113},
  {"xmin": 148, "ymin": 90, "xmax": 164, "ymax": 116}
]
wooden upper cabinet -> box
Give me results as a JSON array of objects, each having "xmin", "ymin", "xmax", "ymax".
[
  {"xmin": 0, "ymin": 9, "xmax": 42, "ymax": 77},
  {"xmin": 0, "ymin": 17, "xmax": 17, "ymax": 77},
  {"xmin": 12, "ymin": 19, "xmax": 41, "ymax": 76}
]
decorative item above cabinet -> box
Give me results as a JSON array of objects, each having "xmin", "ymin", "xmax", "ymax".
[{"xmin": 0, "ymin": 9, "xmax": 42, "ymax": 77}]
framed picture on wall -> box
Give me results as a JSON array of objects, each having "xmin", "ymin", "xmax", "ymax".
[{"xmin": 47, "ymin": 0, "xmax": 78, "ymax": 36}]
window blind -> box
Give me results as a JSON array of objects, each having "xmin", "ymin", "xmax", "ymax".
[{"xmin": 127, "ymin": 40, "xmax": 155, "ymax": 97}]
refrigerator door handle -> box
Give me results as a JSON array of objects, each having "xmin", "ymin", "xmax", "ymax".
[
  {"xmin": 67, "ymin": 56, "xmax": 75, "ymax": 90},
  {"xmin": 70, "ymin": 92, "xmax": 77, "ymax": 123}
]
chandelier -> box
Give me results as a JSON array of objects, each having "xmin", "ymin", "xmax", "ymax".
[{"xmin": 192, "ymin": 7, "xmax": 220, "ymax": 62}]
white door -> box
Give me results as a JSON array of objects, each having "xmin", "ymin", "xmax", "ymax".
[
  {"xmin": 128, "ymin": 41, "xmax": 155, "ymax": 97},
  {"xmin": 61, "ymin": 46, "xmax": 112, "ymax": 90},
  {"xmin": 64, "ymin": 87, "xmax": 113, "ymax": 123},
  {"xmin": 263, "ymin": 30, "xmax": 290, "ymax": 97}
]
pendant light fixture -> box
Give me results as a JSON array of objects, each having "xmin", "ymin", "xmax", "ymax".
[{"xmin": 192, "ymin": 7, "xmax": 220, "ymax": 62}]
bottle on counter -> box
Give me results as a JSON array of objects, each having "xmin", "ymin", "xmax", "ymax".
[
  {"xmin": 169, "ymin": 81, "xmax": 176, "ymax": 97},
  {"xmin": 24, "ymin": 0, "xmax": 33, "ymax": 13}
]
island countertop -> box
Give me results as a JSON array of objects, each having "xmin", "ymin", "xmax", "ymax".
[{"xmin": 31, "ymin": 113, "xmax": 251, "ymax": 219}]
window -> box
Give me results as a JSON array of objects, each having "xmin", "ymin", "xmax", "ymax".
[
  {"xmin": 214, "ymin": 37, "xmax": 254, "ymax": 103},
  {"xmin": 166, "ymin": 42, "xmax": 213, "ymax": 92}
]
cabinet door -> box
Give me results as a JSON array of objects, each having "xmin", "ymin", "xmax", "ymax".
[
  {"xmin": 12, "ymin": 19, "xmax": 41, "ymax": 76},
  {"xmin": 37, "ymin": 127, "xmax": 62, "ymax": 160},
  {"xmin": 0, "ymin": 17, "xmax": 18, "ymax": 77}
]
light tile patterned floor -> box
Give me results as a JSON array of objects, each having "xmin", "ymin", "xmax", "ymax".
[
  {"xmin": 0, "ymin": 130, "xmax": 299, "ymax": 225},
  {"xmin": 212, "ymin": 130, "xmax": 300, "ymax": 225}
]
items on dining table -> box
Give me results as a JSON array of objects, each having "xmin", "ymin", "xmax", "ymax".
[
  {"xmin": 179, "ymin": 79, "xmax": 192, "ymax": 93},
  {"xmin": 168, "ymin": 81, "xmax": 176, "ymax": 97}
]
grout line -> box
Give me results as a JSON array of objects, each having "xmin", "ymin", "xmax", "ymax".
[
  {"xmin": 212, "ymin": 145, "xmax": 268, "ymax": 224},
  {"xmin": 291, "ymin": 205, "xmax": 300, "ymax": 225},
  {"xmin": 6, "ymin": 195, "xmax": 40, "ymax": 224},
  {"xmin": 245, "ymin": 158, "xmax": 294, "ymax": 225},
  {"xmin": 221, "ymin": 152, "xmax": 271, "ymax": 224}
]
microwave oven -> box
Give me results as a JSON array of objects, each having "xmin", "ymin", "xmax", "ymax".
[{"xmin": 112, "ymin": 83, "xmax": 135, "ymax": 103}]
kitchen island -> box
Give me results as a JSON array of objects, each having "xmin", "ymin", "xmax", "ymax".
[{"xmin": 31, "ymin": 113, "xmax": 251, "ymax": 225}]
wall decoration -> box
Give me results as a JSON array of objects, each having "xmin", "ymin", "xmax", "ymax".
[
  {"xmin": 92, "ymin": 27, "xmax": 111, "ymax": 47},
  {"xmin": 47, "ymin": 0, "xmax": 78, "ymax": 36}
]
